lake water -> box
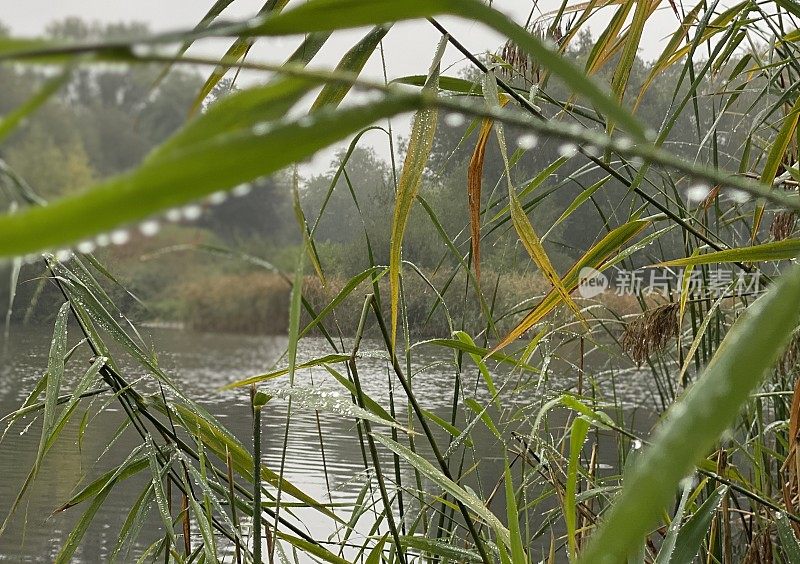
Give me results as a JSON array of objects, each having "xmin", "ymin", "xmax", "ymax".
[{"xmin": 0, "ymin": 326, "xmax": 657, "ymax": 562}]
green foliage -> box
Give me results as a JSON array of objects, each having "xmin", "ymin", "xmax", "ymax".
[{"xmin": 3, "ymin": 1, "xmax": 800, "ymax": 563}]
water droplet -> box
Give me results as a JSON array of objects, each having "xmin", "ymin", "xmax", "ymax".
[
  {"xmin": 165, "ymin": 208, "xmax": 182, "ymax": 222},
  {"xmin": 55, "ymin": 249, "xmax": 73, "ymax": 262},
  {"xmin": 95, "ymin": 233, "xmax": 111, "ymax": 247},
  {"xmin": 232, "ymin": 183, "xmax": 253, "ymax": 197},
  {"xmin": 76, "ymin": 240, "xmax": 96, "ymax": 254},
  {"xmin": 207, "ymin": 191, "xmax": 227, "ymax": 205},
  {"xmin": 131, "ymin": 44, "xmax": 152, "ymax": 58},
  {"xmin": 686, "ymin": 183, "xmax": 711, "ymax": 203},
  {"xmin": 558, "ymin": 143, "xmax": 578, "ymax": 158},
  {"xmin": 517, "ymin": 134, "xmax": 538, "ymax": 150},
  {"xmin": 181, "ymin": 205, "xmax": 203, "ymax": 221},
  {"xmin": 632, "ymin": 439, "xmax": 642, "ymax": 450},
  {"xmin": 110, "ymin": 230, "xmax": 130, "ymax": 246},
  {"xmin": 252, "ymin": 123, "xmax": 270, "ymax": 136},
  {"xmin": 139, "ymin": 220, "xmax": 160, "ymax": 237},
  {"xmin": 583, "ymin": 145, "xmax": 601, "ymax": 158},
  {"xmin": 444, "ymin": 113, "xmax": 465, "ymax": 127},
  {"xmin": 615, "ymin": 137, "xmax": 634, "ymax": 151},
  {"xmin": 726, "ymin": 188, "xmax": 750, "ymax": 203}
]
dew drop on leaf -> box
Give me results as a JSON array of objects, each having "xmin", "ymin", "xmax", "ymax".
[
  {"xmin": 139, "ymin": 220, "xmax": 160, "ymax": 237},
  {"xmin": 76, "ymin": 240, "xmax": 96, "ymax": 254},
  {"xmin": 110, "ymin": 230, "xmax": 130, "ymax": 246},
  {"xmin": 517, "ymin": 134, "xmax": 538, "ymax": 150},
  {"xmin": 207, "ymin": 191, "xmax": 227, "ymax": 205},
  {"xmin": 444, "ymin": 113, "xmax": 465, "ymax": 127},
  {"xmin": 232, "ymin": 183, "xmax": 253, "ymax": 197},
  {"xmin": 686, "ymin": 183, "xmax": 711, "ymax": 203},
  {"xmin": 558, "ymin": 143, "xmax": 578, "ymax": 158},
  {"xmin": 165, "ymin": 208, "xmax": 182, "ymax": 222},
  {"xmin": 181, "ymin": 205, "xmax": 203, "ymax": 221},
  {"xmin": 95, "ymin": 233, "xmax": 111, "ymax": 247}
]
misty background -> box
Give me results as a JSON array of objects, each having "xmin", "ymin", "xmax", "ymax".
[{"xmin": 0, "ymin": 6, "xmax": 758, "ymax": 335}]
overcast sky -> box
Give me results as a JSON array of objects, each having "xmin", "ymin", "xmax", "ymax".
[{"xmin": 1, "ymin": 1, "xmax": 679, "ymax": 175}]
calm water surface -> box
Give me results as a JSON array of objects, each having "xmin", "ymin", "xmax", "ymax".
[{"xmin": 0, "ymin": 326, "xmax": 657, "ymax": 562}]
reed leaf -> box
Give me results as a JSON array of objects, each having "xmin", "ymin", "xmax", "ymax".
[
  {"xmin": 311, "ymin": 25, "xmax": 391, "ymax": 111},
  {"xmin": 373, "ymin": 434, "xmax": 512, "ymax": 548},
  {"xmin": 659, "ymin": 238, "xmax": 800, "ymax": 266},
  {"xmin": 388, "ymin": 39, "xmax": 442, "ymax": 350},
  {"xmin": 753, "ymin": 95, "xmax": 800, "ymax": 239},
  {"xmin": 494, "ymin": 219, "xmax": 650, "ymax": 352}
]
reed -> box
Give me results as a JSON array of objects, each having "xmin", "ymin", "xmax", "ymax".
[{"xmin": 3, "ymin": 0, "xmax": 800, "ymax": 562}]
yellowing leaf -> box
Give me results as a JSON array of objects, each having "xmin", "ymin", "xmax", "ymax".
[
  {"xmin": 484, "ymin": 71, "xmax": 587, "ymax": 335},
  {"xmin": 468, "ymin": 95, "xmax": 509, "ymax": 282},
  {"xmin": 753, "ymin": 95, "xmax": 800, "ymax": 239},
  {"xmin": 493, "ymin": 219, "xmax": 650, "ymax": 352},
  {"xmin": 389, "ymin": 40, "xmax": 444, "ymax": 350}
]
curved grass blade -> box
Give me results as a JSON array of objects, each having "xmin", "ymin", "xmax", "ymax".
[
  {"xmin": 373, "ymin": 434, "xmax": 511, "ymax": 548},
  {"xmin": 753, "ymin": 95, "xmax": 800, "ymax": 239},
  {"xmin": 566, "ymin": 417, "xmax": 589, "ymax": 561},
  {"xmin": 577, "ymin": 262, "xmax": 800, "ymax": 563},
  {"xmin": 401, "ymin": 535, "xmax": 482, "ymax": 562},
  {"xmin": 253, "ymin": 0, "xmax": 647, "ymax": 139},
  {"xmin": 652, "ymin": 479, "xmax": 692, "ymax": 564},
  {"xmin": 0, "ymin": 302, "xmax": 70, "ymax": 535},
  {"xmin": 493, "ymin": 219, "xmax": 650, "ymax": 352},
  {"xmin": 0, "ymin": 70, "xmax": 68, "ymax": 143},
  {"xmin": 56, "ymin": 445, "xmax": 150, "ymax": 563},
  {"xmin": 485, "ymin": 71, "xmax": 588, "ymax": 333},
  {"xmin": 668, "ymin": 486, "xmax": 727, "ymax": 564},
  {"xmin": 189, "ymin": 0, "xmax": 291, "ymax": 115},
  {"xmin": 222, "ymin": 354, "xmax": 350, "ymax": 389},
  {"xmin": 0, "ymin": 92, "xmax": 421, "ymax": 258},
  {"xmin": 504, "ymin": 456, "xmax": 527, "ymax": 564},
  {"xmin": 658, "ymin": 238, "xmax": 800, "ymax": 267},
  {"xmin": 412, "ymin": 337, "xmax": 539, "ymax": 373},
  {"xmin": 311, "ymin": 25, "xmax": 391, "ymax": 111},
  {"xmin": 389, "ymin": 39, "xmax": 443, "ymax": 350},
  {"xmin": 268, "ymin": 385, "xmax": 409, "ymax": 431},
  {"xmin": 777, "ymin": 510, "xmax": 800, "ymax": 563},
  {"xmin": 468, "ymin": 95, "xmax": 508, "ymax": 282}
]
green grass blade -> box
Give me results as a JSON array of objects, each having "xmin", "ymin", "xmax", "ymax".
[
  {"xmin": 659, "ymin": 239, "xmax": 800, "ymax": 266},
  {"xmin": 566, "ymin": 417, "xmax": 590, "ymax": 561},
  {"xmin": 669, "ymin": 486, "xmax": 727, "ymax": 564},
  {"xmin": 311, "ymin": 25, "xmax": 390, "ymax": 110},
  {"xmin": 0, "ymin": 70, "xmax": 68, "ymax": 143},
  {"xmin": 373, "ymin": 434, "xmax": 511, "ymax": 548},
  {"xmin": 0, "ymin": 92, "xmax": 420, "ymax": 258},
  {"xmin": 222, "ymin": 354, "xmax": 350, "ymax": 389},
  {"xmin": 254, "ymin": 0, "xmax": 646, "ymax": 138},
  {"xmin": 504, "ymin": 457, "xmax": 527, "ymax": 563},
  {"xmin": 777, "ymin": 510, "xmax": 800, "ymax": 563},
  {"xmin": 389, "ymin": 40, "xmax": 442, "ymax": 349},
  {"xmin": 753, "ymin": 95, "xmax": 800, "ymax": 238}
]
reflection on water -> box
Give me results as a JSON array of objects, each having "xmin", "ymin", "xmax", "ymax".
[{"xmin": 0, "ymin": 327, "xmax": 657, "ymax": 562}]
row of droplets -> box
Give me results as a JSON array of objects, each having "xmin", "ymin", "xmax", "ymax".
[
  {"xmin": 685, "ymin": 182, "xmax": 751, "ymax": 204},
  {"xmin": 445, "ymin": 111, "xmax": 754, "ymax": 206},
  {"xmin": 40, "ymin": 183, "xmax": 255, "ymax": 265},
  {"xmin": 443, "ymin": 112, "xmax": 625, "ymax": 159}
]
